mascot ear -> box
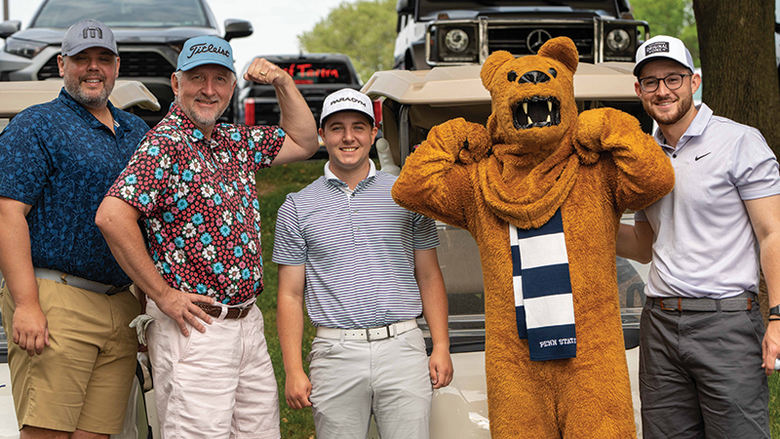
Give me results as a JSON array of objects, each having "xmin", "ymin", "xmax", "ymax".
[
  {"xmin": 481, "ymin": 50, "xmax": 515, "ymax": 90},
  {"xmin": 538, "ymin": 37, "xmax": 579, "ymax": 74}
]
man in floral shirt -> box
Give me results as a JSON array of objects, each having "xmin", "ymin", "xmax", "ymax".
[{"xmin": 96, "ymin": 36, "xmax": 318, "ymax": 439}]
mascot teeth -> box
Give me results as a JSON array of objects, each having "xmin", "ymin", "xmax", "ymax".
[{"xmin": 513, "ymin": 97, "xmax": 561, "ymax": 130}]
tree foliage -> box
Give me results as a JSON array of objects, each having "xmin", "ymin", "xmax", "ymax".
[
  {"xmin": 298, "ymin": 0, "xmax": 396, "ymax": 83},
  {"xmin": 630, "ymin": 0, "xmax": 699, "ymax": 66}
]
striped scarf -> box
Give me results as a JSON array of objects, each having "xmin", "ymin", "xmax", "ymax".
[{"xmin": 510, "ymin": 208, "xmax": 576, "ymax": 361}]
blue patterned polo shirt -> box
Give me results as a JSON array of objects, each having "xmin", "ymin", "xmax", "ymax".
[
  {"xmin": 0, "ymin": 88, "xmax": 150, "ymax": 286},
  {"xmin": 106, "ymin": 104, "xmax": 285, "ymax": 305}
]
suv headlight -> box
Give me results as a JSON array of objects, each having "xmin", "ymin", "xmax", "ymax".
[
  {"xmin": 603, "ymin": 25, "xmax": 636, "ymax": 62},
  {"xmin": 431, "ymin": 23, "xmax": 479, "ymax": 63},
  {"xmin": 4, "ymin": 37, "xmax": 48, "ymax": 59},
  {"xmin": 444, "ymin": 28, "xmax": 469, "ymax": 53},
  {"xmin": 606, "ymin": 28, "xmax": 630, "ymax": 52}
]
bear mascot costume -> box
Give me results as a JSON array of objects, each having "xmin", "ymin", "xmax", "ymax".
[{"xmin": 392, "ymin": 37, "xmax": 674, "ymax": 438}]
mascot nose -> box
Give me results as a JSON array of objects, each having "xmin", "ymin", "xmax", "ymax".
[{"xmin": 519, "ymin": 70, "xmax": 551, "ymax": 85}]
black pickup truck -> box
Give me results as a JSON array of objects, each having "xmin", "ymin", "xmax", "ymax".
[{"xmin": 235, "ymin": 53, "xmax": 363, "ymax": 127}]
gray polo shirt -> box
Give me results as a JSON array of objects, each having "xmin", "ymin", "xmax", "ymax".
[
  {"xmin": 273, "ymin": 161, "xmax": 439, "ymax": 328},
  {"xmin": 636, "ymin": 103, "xmax": 780, "ymax": 299}
]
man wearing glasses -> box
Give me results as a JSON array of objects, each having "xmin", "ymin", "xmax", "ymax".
[{"xmin": 618, "ymin": 35, "xmax": 780, "ymax": 439}]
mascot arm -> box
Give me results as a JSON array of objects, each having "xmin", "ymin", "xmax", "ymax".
[
  {"xmin": 392, "ymin": 118, "xmax": 489, "ymax": 230},
  {"xmin": 573, "ymin": 107, "xmax": 674, "ymax": 211}
]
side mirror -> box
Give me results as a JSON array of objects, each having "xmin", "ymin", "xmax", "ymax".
[
  {"xmin": 224, "ymin": 19, "xmax": 253, "ymax": 42},
  {"xmin": 0, "ymin": 20, "xmax": 22, "ymax": 39}
]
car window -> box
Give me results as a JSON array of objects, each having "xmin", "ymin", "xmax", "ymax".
[
  {"xmin": 32, "ymin": 0, "xmax": 209, "ymax": 28},
  {"xmin": 277, "ymin": 61, "xmax": 357, "ymax": 85}
]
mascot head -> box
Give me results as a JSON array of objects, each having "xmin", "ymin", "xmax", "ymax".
[{"xmin": 480, "ymin": 37, "xmax": 579, "ymax": 155}]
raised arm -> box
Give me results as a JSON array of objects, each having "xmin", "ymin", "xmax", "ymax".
[
  {"xmin": 276, "ymin": 263, "xmax": 312, "ymax": 409},
  {"xmin": 392, "ymin": 118, "xmax": 489, "ymax": 230},
  {"xmin": 745, "ymin": 195, "xmax": 780, "ymax": 376},
  {"xmin": 0, "ymin": 196, "xmax": 49, "ymax": 356},
  {"xmin": 573, "ymin": 107, "xmax": 674, "ymax": 212},
  {"xmin": 95, "ymin": 196, "xmax": 214, "ymax": 336},
  {"xmin": 414, "ymin": 248, "xmax": 453, "ymax": 389},
  {"xmin": 244, "ymin": 58, "xmax": 318, "ymax": 165}
]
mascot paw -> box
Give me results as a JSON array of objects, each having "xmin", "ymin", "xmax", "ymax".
[
  {"xmin": 433, "ymin": 118, "xmax": 491, "ymax": 165},
  {"xmin": 574, "ymin": 107, "xmax": 644, "ymax": 166},
  {"xmin": 573, "ymin": 107, "xmax": 616, "ymax": 164}
]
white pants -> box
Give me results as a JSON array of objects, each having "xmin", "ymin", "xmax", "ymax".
[
  {"xmin": 146, "ymin": 299, "xmax": 280, "ymax": 439},
  {"xmin": 308, "ymin": 327, "xmax": 433, "ymax": 439}
]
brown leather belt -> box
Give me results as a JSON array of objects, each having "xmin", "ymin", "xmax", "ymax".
[{"xmin": 195, "ymin": 302, "xmax": 251, "ymax": 319}]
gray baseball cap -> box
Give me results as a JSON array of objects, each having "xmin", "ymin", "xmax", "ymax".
[{"xmin": 61, "ymin": 19, "xmax": 118, "ymax": 57}]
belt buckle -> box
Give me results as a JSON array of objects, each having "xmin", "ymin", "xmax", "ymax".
[
  {"xmin": 659, "ymin": 298, "xmax": 681, "ymax": 311},
  {"xmin": 366, "ymin": 325, "xmax": 391, "ymax": 342}
]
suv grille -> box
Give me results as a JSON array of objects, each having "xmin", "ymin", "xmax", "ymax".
[
  {"xmin": 487, "ymin": 24, "xmax": 595, "ymax": 63},
  {"xmin": 37, "ymin": 52, "xmax": 175, "ymax": 80}
]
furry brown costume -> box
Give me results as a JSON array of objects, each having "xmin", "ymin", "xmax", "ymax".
[{"xmin": 392, "ymin": 37, "xmax": 674, "ymax": 438}]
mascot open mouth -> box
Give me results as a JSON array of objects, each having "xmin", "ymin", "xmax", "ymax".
[{"xmin": 512, "ymin": 97, "xmax": 561, "ymax": 130}]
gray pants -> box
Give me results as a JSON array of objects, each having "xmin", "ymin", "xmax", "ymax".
[
  {"xmin": 639, "ymin": 297, "xmax": 770, "ymax": 439},
  {"xmin": 308, "ymin": 327, "xmax": 433, "ymax": 439}
]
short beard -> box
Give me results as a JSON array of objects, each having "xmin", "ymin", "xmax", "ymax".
[
  {"xmin": 174, "ymin": 95, "xmax": 226, "ymax": 128},
  {"xmin": 644, "ymin": 91, "xmax": 694, "ymax": 126},
  {"xmin": 64, "ymin": 75, "xmax": 113, "ymax": 109}
]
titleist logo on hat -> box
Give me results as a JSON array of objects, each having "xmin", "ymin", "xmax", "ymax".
[
  {"xmin": 328, "ymin": 96, "xmax": 368, "ymax": 108},
  {"xmin": 645, "ymin": 41, "xmax": 670, "ymax": 56},
  {"xmin": 82, "ymin": 27, "xmax": 103, "ymax": 40},
  {"xmin": 187, "ymin": 43, "xmax": 231, "ymax": 59}
]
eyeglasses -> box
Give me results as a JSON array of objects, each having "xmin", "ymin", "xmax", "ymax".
[{"xmin": 638, "ymin": 73, "xmax": 692, "ymax": 93}]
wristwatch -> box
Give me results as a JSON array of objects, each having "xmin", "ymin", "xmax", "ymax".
[{"xmin": 771, "ymin": 304, "xmax": 780, "ymax": 317}]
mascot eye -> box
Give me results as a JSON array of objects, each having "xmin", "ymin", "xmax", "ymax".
[
  {"xmin": 507, "ymin": 71, "xmax": 518, "ymax": 82},
  {"xmin": 548, "ymin": 68, "xmax": 557, "ymax": 78}
]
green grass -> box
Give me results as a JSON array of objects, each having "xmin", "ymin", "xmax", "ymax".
[
  {"xmin": 254, "ymin": 160, "xmax": 780, "ymax": 438},
  {"xmin": 256, "ymin": 160, "xmax": 325, "ymax": 439}
]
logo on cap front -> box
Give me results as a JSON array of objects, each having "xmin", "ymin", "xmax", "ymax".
[
  {"xmin": 329, "ymin": 96, "xmax": 367, "ymax": 108},
  {"xmin": 187, "ymin": 43, "xmax": 231, "ymax": 59},
  {"xmin": 645, "ymin": 41, "xmax": 669, "ymax": 56},
  {"xmin": 83, "ymin": 27, "xmax": 103, "ymax": 40}
]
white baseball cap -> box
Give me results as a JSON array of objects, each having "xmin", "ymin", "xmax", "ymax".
[
  {"xmin": 634, "ymin": 35, "xmax": 695, "ymax": 77},
  {"xmin": 320, "ymin": 88, "xmax": 374, "ymax": 125}
]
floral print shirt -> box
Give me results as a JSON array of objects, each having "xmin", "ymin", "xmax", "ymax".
[{"xmin": 107, "ymin": 104, "xmax": 285, "ymax": 304}]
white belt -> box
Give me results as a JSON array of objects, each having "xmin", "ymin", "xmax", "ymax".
[
  {"xmin": 316, "ymin": 319, "xmax": 418, "ymax": 341},
  {"xmin": 34, "ymin": 268, "xmax": 130, "ymax": 295}
]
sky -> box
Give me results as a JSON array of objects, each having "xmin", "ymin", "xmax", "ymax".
[{"xmin": 1, "ymin": 0, "xmax": 358, "ymax": 72}]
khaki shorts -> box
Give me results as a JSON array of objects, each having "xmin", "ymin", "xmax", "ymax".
[{"xmin": 1, "ymin": 278, "xmax": 141, "ymax": 434}]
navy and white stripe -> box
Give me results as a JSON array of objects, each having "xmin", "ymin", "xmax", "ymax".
[
  {"xmin": 511, "ymin": 208, "xmax": 576, "ymax": 361},
  {"xmin": 273, "ymin": 161, "xmax": 439, "ymax": 329}
]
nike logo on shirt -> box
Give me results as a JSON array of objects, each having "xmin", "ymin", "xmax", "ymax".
[{"xmin": 695, "ymin": 152, "xmax": 712, "ymax": 161}]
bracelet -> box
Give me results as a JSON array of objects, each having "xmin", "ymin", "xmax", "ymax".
[{"xmin": 769, "ymin": 317, "xmax": 780, "ymax": 322}]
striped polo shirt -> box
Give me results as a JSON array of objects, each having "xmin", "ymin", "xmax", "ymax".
[{"xmin": 273, "ymin": 161, "xmax": 439, "ymax": 329}]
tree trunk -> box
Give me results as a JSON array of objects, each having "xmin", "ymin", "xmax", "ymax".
[
  {"xmin": 693, "ymin": 0, "xmax": 780, "ymax": 152},
  {"xmin": 694, "ymin": 0, "xmax": 780, "ymax": 325}
]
